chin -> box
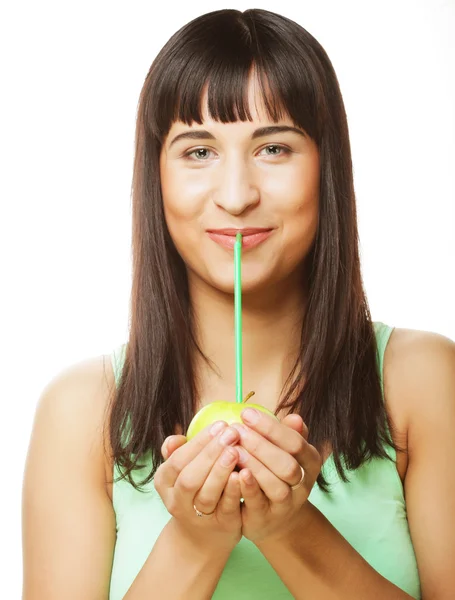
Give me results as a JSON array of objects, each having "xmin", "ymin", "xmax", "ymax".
[{"xmin": 208, "ymin": 263, "xmax": 273, "ymax": 295}]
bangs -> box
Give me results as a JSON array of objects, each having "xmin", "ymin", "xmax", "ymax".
[{"xmin": 146, "ymin": 11, "xmax": 323, "ymax": 144}]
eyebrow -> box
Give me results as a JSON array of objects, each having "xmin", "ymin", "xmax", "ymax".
[{"xmin": 168, "ymin": 125, "xmax": 306, "ymax": 149}]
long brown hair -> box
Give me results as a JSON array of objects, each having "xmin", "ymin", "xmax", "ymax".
[{"xmin": 105, "ymin": 8, "xmax": 400, "ymax": 493}]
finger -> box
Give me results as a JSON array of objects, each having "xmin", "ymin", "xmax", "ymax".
[
  {"xmin": 156, "ymin": 421, "xmax": 228, "ymax": 488},
  {"xmin": 234, "ymin": 422, "xmax": 320, "ymax": 491},
  {"xmin": 275, "ymin": 417, "xmax": 318, "ymax": 485},
  {"xmin": 236, "ymin": 447, "xmax": 292, "ymax": 505},
  {"xmin": 281, "ymin": 414, "xmax": 308, "ymax": 439},
  {"xmin": 162, "ymin": 415, "xmax": 305, "ymax": 461},
  {"xmin": 231, "ymin": 423, "xmax": 303, "ymax": 488},
  {"xmin": 240, "ymin": 408, "xmax": 307, "ymax": 454},
  {"xmin": 193, "ymin": 445, "xmax": 240, "ymax": 513},
  {"xmin": 216, "ymin": 466, "xmax": 243, "ymax": 516},
  {"xmin": 162, "ymin": 435, "xmax": 187, "ymax": 460},
  {"xmin": 173, "ymin": 426, "xmax": 240, "ymax": 502},
  {"xmin": 238, "ymin": 468, "xmax": 268, "ymax": 511}
]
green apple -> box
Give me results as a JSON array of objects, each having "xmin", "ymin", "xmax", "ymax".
[{"xmin": 186, "ymin": 391, "xmax": 279, "ymax": 441}]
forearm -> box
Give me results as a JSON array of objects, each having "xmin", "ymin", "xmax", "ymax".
[
  {"xmin": 256, "ymin": 502, "xmax": 414, "ymax": 600},
  {"xmin": 124, "ymin": 517, "xmax": 232, "ymax": 599}
]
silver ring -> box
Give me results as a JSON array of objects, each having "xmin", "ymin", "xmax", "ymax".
[
  {"xmin": 290, "ymin": 465, "xmax": 305, "ymax": 491},
  {"xmin": 193, "ymin": 503, "xmax": 216, "ymax": 517}
]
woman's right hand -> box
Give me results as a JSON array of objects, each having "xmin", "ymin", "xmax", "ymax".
[{"xmin": 153, "ymin": 421, "xmax": 243, "ymax": 551}]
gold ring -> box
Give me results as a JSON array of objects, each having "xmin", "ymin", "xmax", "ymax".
[
  {"xmin": 193, "ymin": 503, "xmax": 216, "ymax": 517},
  {"xmin": 290, "ymin": 465, "xmax": 305, "ymax": 491}
]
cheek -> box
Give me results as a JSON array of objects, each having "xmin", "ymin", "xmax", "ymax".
[
  {"xmin": 270, "ymin": 150, "xmax": 319, "ymax": 219},
  {"xmin": 277, "ymin": 181, "xmax": 319, "ymax": 269},
  {"xmin": 161, "ymin": 159, "xmax": 208, "ymax": 218},
  {"xmin": 161, "ymin": 172, "xmax": 202, "ymax": 246},
  {"xmin": 288, "ymin": 159, "xmax": 320, "ymax": 242},
  {"xmin": 160, "ymin": 156, "xmax": 206, "ymax": 268},
  {"xmin": 293, "ymin": 194, "xmax": 319, "ymax": 231},
  {"xmin": 163, "ymin": 201, "xmax": 198, "ymax": 264},
  {"xmin": 285, "ymin": 203, "xmax": 319, "ymax": 269},
  {"xmin": 282, "ymin": 174, "xmax": 319, "ymax": 236},
  {"xmin": 161, "ymin": 192, "xmax": 205, "ymax": 275}
]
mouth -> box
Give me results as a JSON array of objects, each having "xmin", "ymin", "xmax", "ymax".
[{"xmin": 206, "ymin": 229, "xmax": 274, "ymax": 250}]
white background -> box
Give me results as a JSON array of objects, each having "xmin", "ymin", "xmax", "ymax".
[{"xmin": 2, "ymin": 1, "xmax": 454, "ymax": 596}]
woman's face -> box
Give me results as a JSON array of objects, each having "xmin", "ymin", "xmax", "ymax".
[{"xmin": 159, "ymin": 78, "xmax": 320, "ymax": 296}]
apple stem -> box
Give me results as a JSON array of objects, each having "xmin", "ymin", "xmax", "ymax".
[{"xmin": 242, "ymin": 391, "xmax": 255, "ymax": 403}]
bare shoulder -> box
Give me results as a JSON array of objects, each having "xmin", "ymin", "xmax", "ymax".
[
  {"xmin": 384, "ymin": 326, "xmax": 455, "ymax": 444},
  {"xmin": 22, "ymin": 353, "xmax": 117, "ymax": 598},
  {"xmin": 37, "ymin": 352, "xmax": 116, "ymax": 485},
  {"xmin": 383, "ymin": 327, "xmax": 455, "ymax": 595},
  {"xmin": 386, "ymin": 325, "xmax": 454, "ymax": 359},
  {"xmin": 385, "ymin": 326, "xmax": 455, "ymax": 405},
  {"xmin": 25, "ymin": 352, "xmax": 117, "ymax": 507}
]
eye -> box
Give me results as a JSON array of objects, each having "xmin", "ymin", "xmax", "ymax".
[
  {"xmin": 258, "ymin": 144, "xmax": 291, "ymax": 157},
  {"xmin": 183, "ymin": 147, "xmax": 214, "ymax": 161},
  {"xmin": 182, "ymin": 144, "xmax": 292, "ymax": 161}
]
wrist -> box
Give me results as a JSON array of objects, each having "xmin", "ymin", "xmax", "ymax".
[
  {"xmin": 254, "ymin": 500, "xmax": 315, "ymax": 551},
  {"xmin": 168, "ymin": 517, "xmax": 239, "ymax": 558}
]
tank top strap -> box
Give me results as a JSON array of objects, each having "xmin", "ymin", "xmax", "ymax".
[
  {"xmin": 111, "ymin": 342, "xmax": 127, "ymax": 388},
  {"xmin": 373, "ymin": 321, "xmax": 396, "ymax": 459},
  {"xmin": 373, "ymin": 321, "xmax": 394, "ymax": 396}
]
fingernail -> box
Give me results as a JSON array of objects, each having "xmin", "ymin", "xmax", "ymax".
[
  {"xmin": 243, "ymin": 470, "xmax": 254, "ymax": 484},
  {"xmin": 221, "ymin": 449, "xmax": 236, "ymax": 466},
  {"xmin": 237, "ymin": 447, "xmax": 249, "ymax": 463},
  {"xmin": 162, "ymin": 441, "xmax": 169, "ymax": 460},
  {"xmin": 231, "ymin": 423, "xmax": 248, "ymax": 439},
  {"xmin": 219, "ymin": 427, "xmax": 238, "ymax": 446},
  {"xmin": 242, "ymin": 408, "xmax": 260, "ymax": 424},
  {"xmin": 210, "ymin": 421, "xmax": 226, "ymax": 436}
]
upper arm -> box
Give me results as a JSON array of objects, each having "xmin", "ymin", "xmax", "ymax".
[
  {"xmin": 22, "ymin": 355, "xmax": 117, "ymax": 600},
  {"xmin": 387, "ymin": 329, "xmax": 455, "ymax": 599}
]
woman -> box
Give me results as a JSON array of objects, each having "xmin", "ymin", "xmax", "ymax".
[{"xmin": 22, "ymin": 8, "xmax": 454, "ymax": 600}]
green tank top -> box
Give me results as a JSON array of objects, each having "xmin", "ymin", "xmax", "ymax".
[{"xmin": 108, "ymin": 322, "xmax": 421, "ymax": 599}]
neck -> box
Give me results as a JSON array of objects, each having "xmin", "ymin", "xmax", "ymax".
[{"xmin": 190, "ymin": 272, "xmax": 307, "ymax": 411}]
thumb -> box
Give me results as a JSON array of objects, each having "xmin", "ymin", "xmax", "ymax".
[
  {"xmin": 281, "ymin": 413, "xmax": 304, "ymax": 433},
  {"xmin": 162, "ymin": 434, "xmax": 187, "ymax": 459}
]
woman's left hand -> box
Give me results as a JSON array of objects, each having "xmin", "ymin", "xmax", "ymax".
[
  {"xmin": 161, "ymin": 411, "xmax": 323, "ymax": 546},
  {"xmin": 230, "ymin": 409, "xmax": 322, "ymax": 545}
]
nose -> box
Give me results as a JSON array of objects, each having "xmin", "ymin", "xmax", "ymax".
[{"xmin": 212, "ymin": 158, "xmax": 260, "ymax": 215}]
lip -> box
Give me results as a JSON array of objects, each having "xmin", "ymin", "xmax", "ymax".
[
  {"xmin": 206, "ymin": 227, "xmax": 273, "ymax": 236},
  {"xmin": 207, "ymin": 229, "xmax": 273, "ymax": 250}
]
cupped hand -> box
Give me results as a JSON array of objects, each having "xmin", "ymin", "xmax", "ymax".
[
  {"xmin": 228, "ymin": 409, "xmax": 322, "ymax": 545},
  {"xmin": 154, "ymin": 421, "xmax": 244, "ymax": 551},
  {"xmin": 161, "ymin": 413, "xmax": 320, "ymax": 546}
]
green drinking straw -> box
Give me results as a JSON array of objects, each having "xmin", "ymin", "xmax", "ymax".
[{"xmin": 234, "ymin": 232, "xmax": 243, "ymax": 404}]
